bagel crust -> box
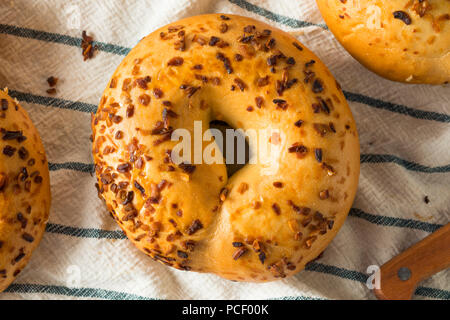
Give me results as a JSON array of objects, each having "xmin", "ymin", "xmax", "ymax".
[
  {"xmin": 316, "ymin": 0, "xmax": 450, "ymax": 84},
  {"xmin": 92, "ymin": 14, "xmax": 360, "ymax": 282},
  {"xmin": 0, "ymin": 88, "xmax": 51, "ymax": 291}
]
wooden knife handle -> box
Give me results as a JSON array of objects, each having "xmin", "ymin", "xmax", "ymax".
[{"xmin": 374, "ymin": 223, "xmax": 450, "ymax": 300}]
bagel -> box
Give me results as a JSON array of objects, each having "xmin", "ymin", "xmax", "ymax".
[
  {"xmin": 316, "ymin": 0, "xmax": 450, "ymax": 84},
  {"xmin": 92, "ymin": 14, "xmax": 360, "ymax": 282},
  {"xmin": 0, "ymin": 88, "xmax": 51, "ymax": 291}
]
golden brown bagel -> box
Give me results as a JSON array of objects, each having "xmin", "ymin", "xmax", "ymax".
[
  {"xmin": 92, "ymin": 14, "xmax": 360, "ymax": 282},
  {"xmin": 316, "ymin": 0, "xmax": 450, "ymax": 84},
  {"xmin": 0, "ymin": 88, "xmax": 51, "ymax": 291}
]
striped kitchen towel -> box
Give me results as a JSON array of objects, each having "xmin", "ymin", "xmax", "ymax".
[{"xmin": 0, "ymin": 0, "xmax": 448, "ymax": 300}]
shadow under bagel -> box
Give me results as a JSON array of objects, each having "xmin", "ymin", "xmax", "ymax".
[{"xmin": 209, "ymin": 120, "xmax": 250, "ymax": 178}]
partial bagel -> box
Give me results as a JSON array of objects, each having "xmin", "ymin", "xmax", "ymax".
[
  {"xmin": 92, "ymin": 14, "xmax": 360, "ymax": 282},
  {"xmin": 316, "ymin": 0, "xmax": 450, "ymax": 84},
  {"xmin": 0, "ymin": 88, "xmax": 51, "ymax": 291}
]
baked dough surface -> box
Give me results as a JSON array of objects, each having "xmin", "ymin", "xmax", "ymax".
[
  {"xmin": 316, "ymin": 0, "xmax": 450, "ymax": 84},
  {"xmin": 92, "ymin": 14, "xmax": 360, "ymax": 282},
  {"xmin": 0, "ymin": 88, "xmax": 51, "ymax": 291}
]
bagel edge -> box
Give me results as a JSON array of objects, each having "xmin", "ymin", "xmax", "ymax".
[{"xmin": 0, "ymin": 88, "xmax": 51, "ymax": 291}]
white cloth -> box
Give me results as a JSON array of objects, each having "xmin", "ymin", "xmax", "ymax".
[{"xmin": 0, "ymin": 0, "xmax": 448, "ymax": 300}]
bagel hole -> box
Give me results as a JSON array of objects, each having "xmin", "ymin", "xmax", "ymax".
[{"xmin": 209, "ymin": 120, "xmax": 250, "ymax": 178}]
